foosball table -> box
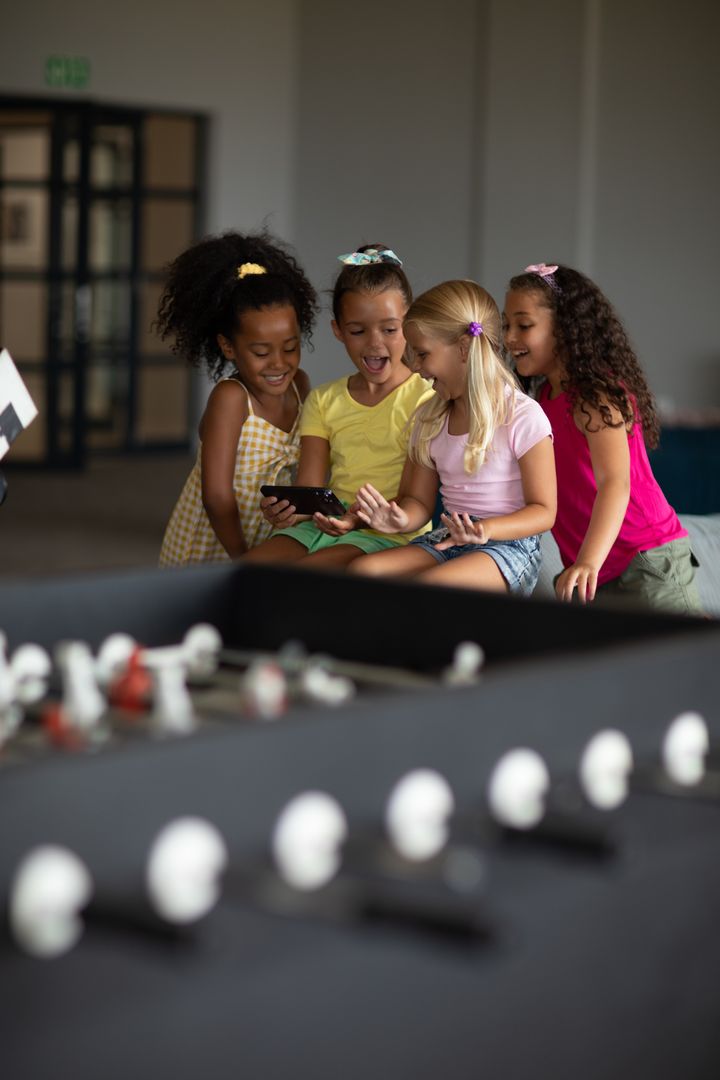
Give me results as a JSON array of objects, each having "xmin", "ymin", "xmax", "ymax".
[{"xmin": 1, "ymin": 562, "xmax": 719, "ymax": 1079}]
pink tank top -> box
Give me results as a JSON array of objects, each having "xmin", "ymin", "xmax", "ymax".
[{"xmin": 539, "ymin": 383, "xmax": 686, "ymax": 585}]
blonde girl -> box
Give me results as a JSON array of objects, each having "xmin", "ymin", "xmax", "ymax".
[{"xmin": 352, "ymin": 280, "xmax": 556, "ymax": 593}]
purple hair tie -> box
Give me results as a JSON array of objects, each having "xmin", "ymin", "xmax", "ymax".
[
  {"xmin": 467, "ymin": 321, "xmax": 483, "ymax": 337},
  {"xmin": 524, "ymin": 263, "xmax": 560, "ymax": 291}
]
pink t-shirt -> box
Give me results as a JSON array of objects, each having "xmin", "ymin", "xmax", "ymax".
[
  {"xmin": 429, "ymin": 388, "xmax": 552, "ymax": 518},
  {"xmin": 539, "ymin": 383, "xmax": 687, "ymax": 584}
]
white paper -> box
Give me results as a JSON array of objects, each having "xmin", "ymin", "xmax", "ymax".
[{"xmin": 0, "ymin": 348, "xmax": 38, "ymax": 460}]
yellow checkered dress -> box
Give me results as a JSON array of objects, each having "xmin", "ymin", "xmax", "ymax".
[{"xmin": 159, "ymin": 378, "xmax": 302, "ymax": 566}]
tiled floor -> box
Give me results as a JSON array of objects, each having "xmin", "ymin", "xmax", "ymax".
[{"xmin": 0, "ymin": 453, "xmax": 195, "ymax": 580}]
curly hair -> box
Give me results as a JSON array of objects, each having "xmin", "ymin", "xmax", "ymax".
[
  {"xmin": 508, "ymin": 266, "xmax": 660, "ymax": 448},
  {"xmin": 331, "ymin": 243, "xmax": 413, "ymax": 322},
  {"xmin": 155, "ymin": 230, "xmax": 319, "ymax": 382}
]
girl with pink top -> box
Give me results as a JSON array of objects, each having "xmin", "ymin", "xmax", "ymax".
[
  {"xmin": 350, "ymin": 280, "xmax": 556, "ymax": 594},
  {"xmin": 504, "ymin": 263, "xmax": 701, "ymax": 614}
]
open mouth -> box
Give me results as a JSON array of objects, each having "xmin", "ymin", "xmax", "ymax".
[
  {"xmin": 263, "ymin": 372, "xmax": 288, "ymax": 385},
  {"xmin": 363, "ymin": 356, "xmax": 389, "ymax": 374}
]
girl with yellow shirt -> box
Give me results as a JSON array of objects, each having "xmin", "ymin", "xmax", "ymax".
[{"xmin": 243, "ymin": 244, "xmax": 433, "ymax": 570}]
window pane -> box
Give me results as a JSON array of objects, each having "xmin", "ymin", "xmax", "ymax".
[
  {"xmin": 90, "ymin": 281, "xmax": 131, "ymax": 351},
  {"xmin": 144, "ymin": 116, "xmax": 196, "ymax": 189},
  {"xmin": 61, "ymin": 194, "xmax": 78, "ymax": 271},
  {"xmin": 136, "ymin": 364, "xmax": 189, "ymax": 441},
  {"xmin": 89, "ymin": 198, "xmax": 132, "ymax": 272},
  {"xmin": 0, "ymin": 187, "xmax": 48, "ymax": 270},
  {"xmin": 141, "ymin": 198, "xmax": 194, "ymax": 272},
  {"xmin": 0, "ymin": 128, "xmax": 50, "ymax": 181},
  {"xmin": 57, "ymin": 283, "xmax": 76, "ymax": 362},
  {"xmin": 91, "ymin": 125, "xmax": 134, "ymax": 189},
  {"xmin": 63, "ymin": 138, "xmax": 80, "ymax": 184},
  {"xmin": 86, "ymin": 362, "xmax": 128, "ymax": 449},
  {"xmin": 0, "ymin": 282, "xmax": 47, "ymax": 362}
]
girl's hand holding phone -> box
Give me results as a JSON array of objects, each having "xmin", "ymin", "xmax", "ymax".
[{"xmin": 260, "ymin": 495, "xmax": 302, "ymax": 530}]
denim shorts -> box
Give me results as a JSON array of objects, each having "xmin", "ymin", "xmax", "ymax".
[{"xmin": 410, "ymin": 521, "xmax": 542, "ymax": 596}]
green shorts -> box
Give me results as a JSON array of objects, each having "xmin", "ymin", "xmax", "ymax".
[
  {"xmin": 273, "ymin": 518, "xmax": 403, "ymax": 555},
  {"xmin": 597, "ymin": 536, "xmax": 702, "ymax": 616}
]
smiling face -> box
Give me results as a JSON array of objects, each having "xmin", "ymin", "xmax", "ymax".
[
  {"xmin": 404, "ymin": 323, "xmax": 467, "ymax": 402},
  {"xmin": 331, "ymin": 288, "xmax": 408, "ymax": 385},
  {"xmin": 218, "ymin": 304, "xmax": 301, "ymax": 397},
  {"xmin": 503, "ymin": 289, "xmax": 564, "ymax": 391}
]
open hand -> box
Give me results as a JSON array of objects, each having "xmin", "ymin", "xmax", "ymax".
[
  {"xmin": 354, "ymin": 484, "xmax": 409, "ymax": 533},
  {"xmin": 555, "ymin": 562, "xmax": 599, "ymax": 603},
  {"xmin": 435, "ymin": 512, "xmax": 489, "ymax": 550}
]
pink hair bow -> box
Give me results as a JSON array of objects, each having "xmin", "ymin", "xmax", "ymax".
[
  {"xmin": 525, "ymin": 263, "xmax": 558, "ymax": 278},
  {"xmin": 524, "ymin": 263, "xmax": 560, "ymax": 291}
]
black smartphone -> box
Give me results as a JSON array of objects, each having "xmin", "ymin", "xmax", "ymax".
[{"xmin": 260, "ymin": 485, "xmax": 346, "ymax": 517}]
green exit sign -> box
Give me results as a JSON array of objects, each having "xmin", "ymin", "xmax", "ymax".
[{"xmin": 45, "ymin": 55, "xmax": 91, "ymax": 89}]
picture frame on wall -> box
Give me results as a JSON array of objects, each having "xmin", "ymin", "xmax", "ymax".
[{"xmin": 0, "ymin": 189, "xmax": 47, "ymax": 269}]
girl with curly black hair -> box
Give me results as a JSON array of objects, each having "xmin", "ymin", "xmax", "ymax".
[
  {"xmin": 158, "ymin": 230, "xmax": 318, "ymax": 564},
  {"xmin": 504, "ymin": 264, "xmax": 700, "ymax": 614}
]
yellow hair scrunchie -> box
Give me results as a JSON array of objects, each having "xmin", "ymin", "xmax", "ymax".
[{"xmin": 237, "ymin": 262, "xmax": 267, "ymax": 279}]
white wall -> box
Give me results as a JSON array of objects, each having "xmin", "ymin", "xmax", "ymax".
[
  {"xmin": 292, "ymin": 0, "xmax": 485, "ymax": 383},
  {"xmin": 593, "ymin": 0, "xmax": 720, "ymax": 413},
  {"xmin": 479, "ymin": 0, "xmax": 720, "ymax": 413},
  {"xmin": 2, "ymin": 0, "xmax": 719, "ymax": 410},
  {"xmin": 0, "ymin": 0, "xmax": 299, "ymax": 237}
]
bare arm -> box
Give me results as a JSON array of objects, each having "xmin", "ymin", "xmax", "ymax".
[
  {"xmin": 200, "ymin": 381, "xmax": 250, "ymax": 558},
  {"xmin": 436, "ymin": 436, "xmax": 556, "ymax": 549},
  {"xmin": 296, "ymin": 435, "xmax": 330, "ymax": 486},
  {"xmin": 555, "ymin": 404, "xmax": 630, "ymax": 603}
]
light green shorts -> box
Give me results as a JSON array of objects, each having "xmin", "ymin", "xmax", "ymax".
[
  {"xmin": 273, "ymin": 518, "xmax": 403, "ymax": 555},
  {"xmin": 597, "ymin": 536, "xmax": 702, "ymax": 616}
]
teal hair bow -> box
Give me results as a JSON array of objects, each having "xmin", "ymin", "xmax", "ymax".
[{"xmin": 337, "ymin": 248, "xmax": 403, "ymax": 267}]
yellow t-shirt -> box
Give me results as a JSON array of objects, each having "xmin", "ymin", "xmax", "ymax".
[{"xmin": 299, "ymin": 372, "xmax": 434, "ymax": 542}]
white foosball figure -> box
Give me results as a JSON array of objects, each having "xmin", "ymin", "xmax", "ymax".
[
  {"xmin": 55, "ymin": 641, "xmax": 106, "ymax": 735},
  {"xmin": 141, "ymin": 624, "xmax": 222, "ymax": 680},
  {"xmin": 662, "ymin": 711, "xmax": 709, "ymax": 787},
  {"xmin": 299, "ymin": 661, "xmax": 355, "ymax": 707},
  {"xmin": 385, "ymin": 769, "xmax": 455, "ymax": 861},
  {"xmin": 139, "ymin": 625, "xmax": 223, "ymax": 732},
  {"xmin": 487, "ymin": 748, "xmax": 550, "ymax": 829},
  {"xmin": 149, "ymin": 663, "xmax": 197, "ymax": 736},
  {"xmin": 146, "ymin": 817, "xmax": 228, "ymax": 924},
  {"xmin": 240, "ymin": 660, "xmax": 288, "ymax": 720},
  {"xmin": 272, "ymin": 791, "xmax": 348, "ymax": 891},
  {"xmin": 9, "ymin": 845, "xmax": 93, "ymax": 958},
  {"xmin": 0, "ymin": 634, "xmax": 52, "ymax": 745},
  {"xmin": 94, "ymin": 633, "xmax": 137, "ymax": 687},
  {"xmin": 579, "ymin": 729, "xmax": 634, "ymax": 810},
  {"xmin": 443, "ymin": 641, "xmax": 485, "ymax": 686}
]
